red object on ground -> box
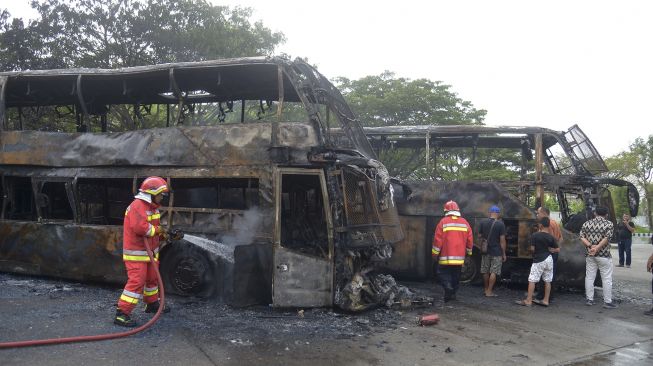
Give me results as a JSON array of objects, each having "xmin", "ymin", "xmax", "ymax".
[{"xmin": 418, "ymin": 313, "xmax": 440, "ymax": 326}]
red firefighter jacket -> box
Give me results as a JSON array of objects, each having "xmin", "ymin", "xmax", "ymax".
[
  {"xmin": 123, "ymin": 197, "xmax": 161, "ymax": 262},
  {"xmin": 432, "ymin": 214, "xmax": 474, "ymax": 265}
]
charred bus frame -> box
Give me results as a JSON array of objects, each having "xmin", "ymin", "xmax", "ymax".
[
  {"xmin": 0, "ymin": 57, "xmax": 405, "ymax": 311},
  {"xmin": 356, "ymin": 125, "xmax": 638, "ymax": 285}
]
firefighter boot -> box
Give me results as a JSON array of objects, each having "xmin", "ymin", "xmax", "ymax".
[
  {"xmin": 114, "ymin": 309, "xmax": 138, "ymax": 327},
  {"xmin": 144, "ymin": 301, "xmax": 171, "ymax": 314},
  {"xmin": 443, "ymin": 289, "xmax": 454, "ymax": 303}
]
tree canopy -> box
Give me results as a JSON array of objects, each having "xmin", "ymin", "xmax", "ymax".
[
  {"xmin": 0, "ymin": 0, "xmax": 285, "ymax": 71},
  {"xmin": 335, "ymin": 72, "xmax": 486, "ymax": 127},
  {"xmin": 336, "ymin": 72, "xmax": 525, "ymax": 181},
  {"xmin": 604, "ymin": 136, "xmax": 653, "ymax": 228}
]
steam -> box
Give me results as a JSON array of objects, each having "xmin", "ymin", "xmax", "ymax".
[
  {"xmin": 181, "ymin": 208, "xmax": 263, "ymax": 263},
  {"xmin": 220, "ymin": 207, "xmax": 262, "ymax": 246}
]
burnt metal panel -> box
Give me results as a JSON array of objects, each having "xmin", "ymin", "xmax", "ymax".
[
  {"xmin": 395, "ymin": 181, "xmax": 535, "ymax": 220},
  {"xmin": 1, "ymin": 58, "xmax": 301, "ymax": 107},
  {"xmin": 0, "ymin": 123, "xmax": 319, "ymax": 167},
  {"xmin": 272, "ymin": 247, "xmax": 332, "ymax": 307},
  {"xmin": 232, "ymin": 244, "xmax": 273, "ymax": 307},
  {"xmin": 0, "ymin": 221, "xmax": 124, "ymax": 284},
  {"xmin": 383, "ymin": 215, "xmax": 429, "ymax": 279}
]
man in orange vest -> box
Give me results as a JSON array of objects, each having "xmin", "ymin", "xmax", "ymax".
[
  {"xmin": 114, "ymin": 176, "xmax": 170, "ymax": 327},
  {"xmin": 432, "ymin": 200, "xmax": 474, "ymax": 302}
]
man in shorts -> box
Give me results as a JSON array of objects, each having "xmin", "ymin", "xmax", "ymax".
[
  {"xmin": 516, "ymin": 217, "xmax": 558, "ymax": 307},
  {"xmin": 535, "ymin": 206, "xmax": 562, "ymax": 302},
  {"xmin": 479, "ymin": 205, "xmax": 506, "ymax": 297}
]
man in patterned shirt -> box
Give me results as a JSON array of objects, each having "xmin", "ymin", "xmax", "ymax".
[{"xmin": 579, "ymin": 206, "xmax": 617, "ymax": 309}]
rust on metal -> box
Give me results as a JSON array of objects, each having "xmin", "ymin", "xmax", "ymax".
[
  {"xmin": 358, "ymin": 124, "xmax": 638, "ymax": 286},
  {"xmin": 0, "ymin": 57, "xmax": 423, "ymax": 311}
]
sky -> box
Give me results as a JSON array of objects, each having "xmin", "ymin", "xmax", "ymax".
[{"xmin": 4, "ymin": 0, "xmax": 652, "ymax": 157}]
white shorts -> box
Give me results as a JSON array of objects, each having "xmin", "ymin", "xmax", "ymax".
[{"xmin": 528, "ymin": 255, "xmax": 554, "ymax": 283}]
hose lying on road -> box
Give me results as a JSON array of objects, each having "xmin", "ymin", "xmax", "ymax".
[{"xmin": 0, "ymin": 238, "xmax": 165, "ymax": 349}]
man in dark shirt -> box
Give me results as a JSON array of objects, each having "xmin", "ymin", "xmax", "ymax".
[
  {"xmin": 616, "ymin": 213, "xmax": 636, "ymax": 268},
  {"xmin": 478, "ymin": 205, "xmax": 507, "ymax": 297},
  {"xmin": 516, "ymin": 217, "xmax": 558, "ymax": 307}
]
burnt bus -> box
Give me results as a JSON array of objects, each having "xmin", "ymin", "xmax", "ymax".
[
  {"xmin": 355, "ymin": 125, "xmax": 638, "ymax": 286},
  {"xmin": 0, "ymin": 57, "xmax": 406, "ymax": 311}
]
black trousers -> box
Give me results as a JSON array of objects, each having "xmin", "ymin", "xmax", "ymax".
[{"xmin": 438, "ymin": 264, "xmax": 462, "ymax": 300}]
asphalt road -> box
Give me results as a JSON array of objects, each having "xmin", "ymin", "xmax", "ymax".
[{"xmin": 1, "ymin": 244, "xmax": 652, "ymax": 366}]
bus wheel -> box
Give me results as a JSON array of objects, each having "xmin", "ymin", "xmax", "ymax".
[
  {"xmin": 460, "ymin": 253, "xmax": 481, "ymax": 284},
  {"xmin": 160, "ymin": 243, "xmax": 219, "ymax": 298}
]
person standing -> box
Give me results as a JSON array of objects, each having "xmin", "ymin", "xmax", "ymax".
[
  {"xmin": 616, "ymin": 213, "xmax": 636, "ymax": 268},
  {"xmin": 432, "ymin": 200, "xmax": 474, "ymax": 302},
  {"xmin": 114, "ymin": 176, "xmax": 171, "ymax": 327},
  {"xmin": 479, "ymin": 205, "xmax": 506, "ymax": 297},
  {"xmin": 535, "ymin": 206, "xmax": 562, "ymax": 301},
  {"xmin": 516, "ymin": 217, "xmax": 558, "ymax": 306},
  {"xmin": 580, "ymin": 206, "xmax": 617, "ymax": 309}
]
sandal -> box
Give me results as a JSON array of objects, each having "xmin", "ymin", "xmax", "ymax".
[
  {"xmin": 515, "ymin": 300, "xmax": 532, "ymax": 307},
  {"xmin": 532, "ymin": 299, "xmax": 549, "ymax": 307}
]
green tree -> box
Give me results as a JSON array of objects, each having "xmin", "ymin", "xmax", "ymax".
[
  {"xmin": 334, "ymin": 72, "xmax": 525, "ymax": 180},
  {"xmin": 604, "ymin": 138, "xmax": 653, "ymax": 228},
  {"xmin": 629, "ymin": 136, "xmax": 653, "ymax": 228},
  {"xmin": 1, "ymin": 0, "xmax": 285, "ymax": 70},
  {"xmin": 604, "ymin": 153, "xmax": 636, "ymax": 219},
  {"xmin": 336, "ymin": 72, "xmax": 485, "ymax": 127}
]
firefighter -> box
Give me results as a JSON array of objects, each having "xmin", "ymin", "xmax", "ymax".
[
  {"xmin": 432, "ymin": 200, "xmax": 474, "ymax": 302},
  {"xmin": 114, "ymin": 176, "xmax": 171, "ymax": 327}
]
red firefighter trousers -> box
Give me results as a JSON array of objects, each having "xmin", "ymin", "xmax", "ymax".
[{"xmin": 117, "ymin": 260, "xmax": 160, "ymax": 315}]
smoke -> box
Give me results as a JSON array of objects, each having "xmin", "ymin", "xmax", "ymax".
[{"xmin": 220, "ymin": 207, "xmax": 263, "ymax": 246}]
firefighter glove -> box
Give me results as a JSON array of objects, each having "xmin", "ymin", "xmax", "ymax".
[{"xmin": 155, "ymin": 226, "xmax": 169, "ymax": 241}]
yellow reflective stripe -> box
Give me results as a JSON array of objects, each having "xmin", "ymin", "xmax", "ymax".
[
  {"xmin": 439, "ymin": 259, "xmax": 465, "ymax": 265},
  {"xmin": 143, "ymin": 288, "xmax": 159, "ymax": 296},
  {"xmin": 123, "ymin": 254, "xmax": 150, "ymax": 262},
  {"xmin": 147, "ymin": 213, "xmax": 161, "ymax": 221},
  {"xmin": 432, "ymin": 247, "xmax": 440, "ymax": 255},
  {"xmin": 123, "ymin": 253, "xmax": 159, "ymax": 262},
  {"xmin": 120, "ymin": 294, "xmax": 140, "ymax": 304},
  {"xmin": 443, "ymin": 227, "xmax": 468, "ymax": 232},
  {"xmin": 147, "ymin": 224, "xmax": 156, "ymax": 237},
  {"xmin": 145, "ymin": 186, "xmax": 167, "ymax": 195}
]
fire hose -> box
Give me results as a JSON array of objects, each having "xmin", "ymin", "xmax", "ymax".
[{"xmin": 0, "ymin": 236, "xmax": 168, "ymax": 349}]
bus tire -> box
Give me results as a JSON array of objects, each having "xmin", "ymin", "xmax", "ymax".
[
  {"xmin": 460, "ymin": 251, "xmax": 482, "ymax": 284},
  {"xmin": 160, "ymin": 242, "xmax": 220, "ymax": 298}
]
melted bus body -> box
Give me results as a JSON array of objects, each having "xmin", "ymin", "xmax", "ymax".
[
  {"xmin": 356, "ymin": 125, "xmax": 638, "ymax": 286},
  {"xmin": 0, "ymin": 58, "xmax": 404, "ymax": 311}
]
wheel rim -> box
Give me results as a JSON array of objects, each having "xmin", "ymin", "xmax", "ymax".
[
  {"xmin": 171, "ymin": 257, "xmax": 206, "ymax": 295},
  {"xmin": 460, "ymin": 256, "xmax": 477, "ymax": 283}
]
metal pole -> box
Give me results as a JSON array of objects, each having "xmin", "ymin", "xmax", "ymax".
[{"xmin": 535, "ymin": 133, "xmax": 544, "ymax": 208}]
